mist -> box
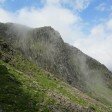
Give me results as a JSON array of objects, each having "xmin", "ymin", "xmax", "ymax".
[
  {"xmin": 77, "ymin": 54, "xmax": 112, "ymax": 104},
  {"xmin": 4, "ymin": 22, "xmax": 112, "ymax": 105}
]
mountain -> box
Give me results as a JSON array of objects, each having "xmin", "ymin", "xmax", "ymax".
[{"xmin": 0, "ymin": 22, "xmax": 112, "ymax": 112}]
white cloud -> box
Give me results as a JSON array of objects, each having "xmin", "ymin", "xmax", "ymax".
[
  {"xmin": 45, "ymin": 0, "xmax": 60, "ymax": 5},
  {"xmin": 0, "ymin": 8, "xmax": 13, "ymax": 22},
  {"xmin": 44, "ymin": 0, "xmax": 91, "ymax": 11},
  {"xmin": 0, "ymin": 4, "xmax": 84, "ymax": 44},
  {"xmin": 95, "ymin": 2, "xmax": 112, "ymax": 12},
  {"xmin": 70, "ymin": 0, "xmax": 91, "ymax": 11},
  {"xmin": 0, "ymin": 0, "xmax": 5, "ymax": 3},
  {"xmin": 95, "ymin": 3, "xmax": 106, "ymax": 11},
  {"xmin": 0, "ymin": 0, "xmax": 92, "ymax": 44},
  {"xmin": 74, "ymin": 18, "xmax": 112, "ymax": 70}
]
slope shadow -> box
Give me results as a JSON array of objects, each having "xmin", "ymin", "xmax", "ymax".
[{"xmin": 0, "ymin": 65, "xmax": 39, "ymax": 112}]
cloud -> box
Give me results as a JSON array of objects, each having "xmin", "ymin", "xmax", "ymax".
[
  {"xmin": 0, "ymin": 0, "xmax": 5, "ymax": 3},
  {"xmin": 0, "ymin": 8, "xmax": 13, "ymax": 22},
  {"xmin": 0, "ymin": 0, "xmax": 92, "ymax": 44},
  {"xmin": 67, "ymin": 0, "xmax": 91, "ymax": 11},
  {"xmin": 95, "ymin": 3, "xmax": 106, "ymax": 11},
  {"xmin": 74, "ymin": 18, "xmax": 112, "ymax": 70},
  {"xmin": 95, "ymin": 2, "xmax": 112, "ymax": 12},
  {"xmin": 44, "ymin": 0, "xmax": 92, "ymax": 11},
  {"xmin": 0, "ymin": 4, "xmax": 84, "ymax": 44}
]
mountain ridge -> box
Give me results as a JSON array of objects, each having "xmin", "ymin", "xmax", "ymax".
[
  {"xmin": 0, "ymin": 22, "xmax": 112, "ymax": 109},
  {"xmin": 0, "ymin": 34, "xmax": 111, "ymax": 112}
]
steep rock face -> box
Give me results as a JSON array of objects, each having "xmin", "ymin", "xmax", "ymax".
[
  {"xmin": 0, "ymin": 23, "xmax": 86, "ymax": 90},
  {"xmin": 0, "ymin": 23, "xmax": 112, "ymax": 102}
]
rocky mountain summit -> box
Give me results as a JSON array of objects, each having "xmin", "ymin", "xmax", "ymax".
[{"xmin": 0, "ymin": 22, "xmax": 112, "ymax": 112}]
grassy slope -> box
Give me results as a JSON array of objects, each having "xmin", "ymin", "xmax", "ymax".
[
  {"xmin": 0, "ymin": 53, "xmax": 112, "ymax": 112},
  {"xmin": 0, "ymin": 37, "xmax": 112, "ymax": 112}
]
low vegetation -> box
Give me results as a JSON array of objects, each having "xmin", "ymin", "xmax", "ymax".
[{"xmin": 0, "ymin": 23, "xmax": 112, "ymax": 112}]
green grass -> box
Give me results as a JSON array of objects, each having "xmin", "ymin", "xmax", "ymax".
[
  {"xmin": 0, "ymin": 62, "xmax": 46, "ymax": 112},
  {"xmin": 0, "ymin": 39, "xmax": 112, "ymax": 111},
  {"xmin": 7, "ymin": 54, "xmax": 92, "ymax": 106}
]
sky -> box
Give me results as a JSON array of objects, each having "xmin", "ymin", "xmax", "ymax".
[{"xmin": 0, "ymin": 0, "xmax": 112, "ymax": 70}]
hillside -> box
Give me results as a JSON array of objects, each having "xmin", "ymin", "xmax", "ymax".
[
  {"xmin": 0, "ymin": 37, "xmax": 111, "ymax": 112},
  {"xmin": 0, "ymin": 22, "xmax": 112, "ymax": 111}
]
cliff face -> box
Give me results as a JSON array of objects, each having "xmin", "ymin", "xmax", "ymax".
[
  {"xmin": 1, "ymin": 37, "xmax": 98, "ymax": 112},
  {"xmin": 0, "ymin": 22, "xmax": 112, "ymax": 104}
]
